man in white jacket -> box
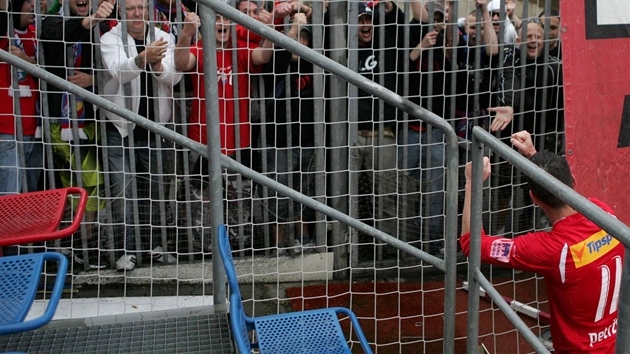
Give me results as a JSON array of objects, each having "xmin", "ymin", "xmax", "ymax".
[{"xmin": 100, "ymin": 0, "xmax": 182, "ymax": 271}]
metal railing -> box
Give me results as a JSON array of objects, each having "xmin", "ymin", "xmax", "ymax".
[{"xmin": 468, "ymin": 127, "xmax": 630, "ymax": 354}]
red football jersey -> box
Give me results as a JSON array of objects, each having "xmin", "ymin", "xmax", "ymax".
[
  {"xmin": 187, "ymin": 42, "xmax": 259, "ymax": 155},
  {"xmin": 0, "ymin": 25, "xmax": 39, "ymax": 136},
  {"xmin": 461, "ymin": 199, "xmax": 623, "ymax": 353}
]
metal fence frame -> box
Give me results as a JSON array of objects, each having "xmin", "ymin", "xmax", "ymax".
[
  {"xmin": 0, "ymin": 2, "xmax": 460, "ymax": 352},
  {"xmin": 197, "ymin": 2, "xmax": 460, "ymax": 352}
]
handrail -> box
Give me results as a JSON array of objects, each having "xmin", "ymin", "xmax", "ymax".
[{"xmin": 468, "ymin": 126, "xmax": 630, "ymax": 353}]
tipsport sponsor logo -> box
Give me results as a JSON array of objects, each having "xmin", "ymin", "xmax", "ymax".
[
  {"xmin": 589, "ymin": 318, "xmax": 617, "ymax": 348},
  {"xmin": 569, "ymin": 230, "xmax": 619, "ymax": 268}
]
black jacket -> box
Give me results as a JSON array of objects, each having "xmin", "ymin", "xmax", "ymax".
[
  {"xmin": 262, "ymin": 50, "xmax": 315, "ymax": 148},
  {"xmin": 497, "ymin": 46, "xmax": 563, "ymax": 148},
  {"xmin": 40, "ymin": 15, "xmax": 110, "ymax": 119},
  {"xmin": 324, "ymin": 2, "xmax": 405, "ymax": 131}
]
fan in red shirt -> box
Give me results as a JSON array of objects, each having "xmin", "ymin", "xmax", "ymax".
[
  {"xmin": 234, "ymin": 0, "xmax": 311, "ymax": 51},
  {"xmin": 0, "ymin": 0, "xmax": 42, "ymax": 195},
  {"xmin": 0, "ymin": 23, "xmax": 38, "ymax": 137},
  {"xmin": 460, "ymin": 131, "xmax": 623, "ymax": 354},
  {"xmin": 174, "ymin": 12, "xmax": 273, "ymax": 159}
]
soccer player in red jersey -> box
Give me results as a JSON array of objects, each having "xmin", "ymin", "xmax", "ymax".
[{"xmin": 460, "ymin": 131, "xmax": 623, "ymax": 353}]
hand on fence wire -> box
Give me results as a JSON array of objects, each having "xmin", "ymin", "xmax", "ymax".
[
  {"xmin": 421, "ymin": 30, "xmax": 439, "ymax": 49},
  {"xmin": 273, "ymin": 2, "xmax": 293, "ymax": 20},
  {"xmin": 142, "ymin": 39, "xmax": 168, "ymax": 71},
  {"xmin": 84, "ymin": 0, "xmax": 115, "ymax": 28},
  {"xmin": 182, "ymin": 12, "xmax": 201, "ymax": 38},
  {"xmin": 488, "ymin": 106, "xmax": 513, "ymax": 132},
  {"xmin": 288, "ymin": 13, "xmax": 307, "ymax": 39},
  {"xmin": 475, "ymin": 0, "xmax": 488, "ymax": 9},
  {"xmin": 465, "ymin": 156, "xmax": 491, "ymax": 184},
  {"xmin": 258, "ymin": 8, "xmax": 274, "ymax": 26}
]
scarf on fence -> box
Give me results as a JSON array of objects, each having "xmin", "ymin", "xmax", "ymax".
[
  {"xmin": 60, "ymin": 42, "xmax": 88, "ymax": 141},
  {"xmin": 153, "ymin": 1, "xmax": 189, "ymax": 37}
]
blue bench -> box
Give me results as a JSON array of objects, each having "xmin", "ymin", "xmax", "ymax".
[{"xmin": 218, "ymin": 224, "xmax": 373, "ymax": 353}]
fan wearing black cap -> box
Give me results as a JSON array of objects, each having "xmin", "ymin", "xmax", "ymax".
[
  {"xmin": 346, "ymin": 1, "xmax": 406, "ymax": 244},
  {"xmin": 0, "ymin": 0, "xmax": 42, "ymax": 195}
]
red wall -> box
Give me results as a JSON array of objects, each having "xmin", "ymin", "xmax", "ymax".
[{"xmin": 561, "ymin": 0, "xmax": 630, "ymax": 224}]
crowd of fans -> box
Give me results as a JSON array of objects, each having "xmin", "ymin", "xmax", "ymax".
[{"xmin": 0, "ymin": 0, "xmax": 563, "ymax": 270}]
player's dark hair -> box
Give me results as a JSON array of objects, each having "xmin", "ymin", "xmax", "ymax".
[{"xmin": 526, "ymin": 150, "xmax": 573, "ymax": 208}]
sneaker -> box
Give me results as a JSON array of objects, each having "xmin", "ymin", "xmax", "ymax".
[
  {"xmin": 116, "ymin": 254, "xmax": 137, "ymax": 271},
  {"xmin": 152, "ymin": 246, "xmax": 177, "ymax": 264},
  {"xmin": 77, "ymin": 254, "xmax": 108, "ymax": 270},
  {"xmin": 62, "ymin": 249, "xmax": 107, "ymax": 269},
  {"xmin": 292, "ymin": 239, "xmax": 302, "ymax": 256},
  {"xmin": 192, "ymin": 238, "xmax": 212, "ymax": 253},
  {"xmin": 302, "ymin": 241, "xmax": 317, "ymax": 254},
  {"xmin": 190, "ymin": 185, "xmax": 204, "ymax": 201},
  {"xmin": 274, "ymin": 248, "xmax": 289, "ymax": 257},
  {"xmin": 165, "ymin": 203, "xmax": 175, "ymax": 226}
]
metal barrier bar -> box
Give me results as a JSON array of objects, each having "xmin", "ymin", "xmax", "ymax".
[
  {"xmin": 474, "ymin": 269, "xmax": 550, "ymax": 353},
  {"xmin": 310, "ymin": 0, "xmax": 327, "ymax": 255},
  {"xmin": 466, "ymin": 127, "xmax": 484, "ymax": 353},
  {"xmin": 198, "ymin": 4, "xmax": 227, "ymax": 311},
  {"xmin": 617, "ymin": 250, "xmax": 630, "ymax": 354}
]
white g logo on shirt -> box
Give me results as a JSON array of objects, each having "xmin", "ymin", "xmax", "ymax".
[{"xmin": 361, "ymin": 55, "xmax": 377, "ymax": 71}]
